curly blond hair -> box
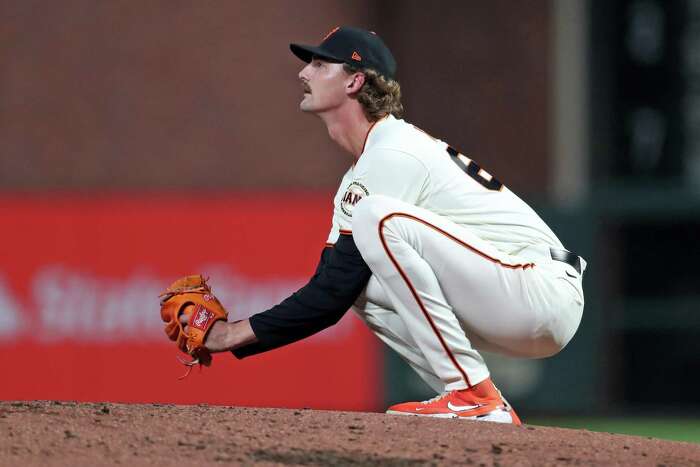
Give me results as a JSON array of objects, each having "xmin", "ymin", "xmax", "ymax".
[{"xmin": 343, "ymin": 64, "xmax": 404, "ymax": 121}]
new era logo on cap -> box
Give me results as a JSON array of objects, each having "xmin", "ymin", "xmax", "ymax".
[{"xmin": 290, "ymin": 26, "xmax": 397, "ymax": 79}]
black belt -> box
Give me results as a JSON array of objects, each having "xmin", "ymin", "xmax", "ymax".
[{"xmin": 550, "ymin": 248, "xmax": 582, "ymax": 274}]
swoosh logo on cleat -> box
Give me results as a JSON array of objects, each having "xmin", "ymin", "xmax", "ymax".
[
  {"xmin": 447, "ymin": 402, "xmax": 484, "ymax": 412},
  {"xmin": 565, "ymin": 271, "xmax": 577, "ymax": 278}
]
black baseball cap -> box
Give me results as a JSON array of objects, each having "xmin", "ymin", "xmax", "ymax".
[{"xmin": 290, "ymin": 26, "xmax": 397, "ymax": 80}]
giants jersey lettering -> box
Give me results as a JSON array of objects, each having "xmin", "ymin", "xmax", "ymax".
[{"xmin": 327, "ymin": 115, "xmax": 564, "ymax": 254}]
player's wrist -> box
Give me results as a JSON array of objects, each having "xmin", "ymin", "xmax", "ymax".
[{"xmin": 200, "ymin": 320, "xmax": 230, "ymax": 353}]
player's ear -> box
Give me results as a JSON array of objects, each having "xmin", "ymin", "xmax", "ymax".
[{"xmin": 346, "ymin": 72, "xmax": 366, "ymax": 95}]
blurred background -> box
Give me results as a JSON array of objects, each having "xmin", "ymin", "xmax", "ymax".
[{"xmin": 1, "ymin": 0, "xmax": 699, "ymax": 442}]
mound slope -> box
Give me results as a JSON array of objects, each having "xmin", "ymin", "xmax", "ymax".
[{"xmin": 0, "ymin": 401, "xmax": 698, "ymax": 466}]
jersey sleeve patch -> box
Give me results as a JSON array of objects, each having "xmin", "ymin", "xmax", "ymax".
[{"xmin": 340, "ymin": 181, "xmax": 369, "ymax": 217}]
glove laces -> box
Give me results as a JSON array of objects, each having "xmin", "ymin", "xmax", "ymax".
[{"xmin": 175, "ymin": 355, "xmax": 204, "ymax": 380}]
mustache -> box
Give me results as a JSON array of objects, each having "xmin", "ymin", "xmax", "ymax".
[{"xmin": 301, "ymin": 82, "xmax": 311, "ymax": 93}]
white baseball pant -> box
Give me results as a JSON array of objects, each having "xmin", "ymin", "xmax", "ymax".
[{"xmin": 351, "ymin": 195, "xmax": 585, "ymax": 392}]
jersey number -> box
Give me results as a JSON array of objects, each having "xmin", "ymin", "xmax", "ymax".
[{"xmin": 446, "ymin": 146, "xmax": 503, "ymax": 191}]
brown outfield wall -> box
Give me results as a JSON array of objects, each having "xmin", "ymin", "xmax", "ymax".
[
  {"xmin": 1, "ymin": 402, "xmax": 699, "ymax": 466},
  {"xmin": 1, "ymin": 1, "xmax": 550, "ymax": 195}
]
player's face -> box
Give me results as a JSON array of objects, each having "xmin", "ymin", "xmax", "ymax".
[{"xmin": 298, "ymin": 57, "xmax": 352, "ymax": 114}]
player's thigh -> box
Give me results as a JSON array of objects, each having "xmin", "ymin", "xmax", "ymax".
[
  {"xmin": 415, "ymin": 220, "xmax": 545, "ymax": 341},
  {"xmin": 354, "ymin": 196, "xmax": 548, "ymax": 345}
]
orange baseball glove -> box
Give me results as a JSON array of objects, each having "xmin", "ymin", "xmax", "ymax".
[{"xmin": 159, "ymin": 274, "xmax": 228, "ymax": 378}]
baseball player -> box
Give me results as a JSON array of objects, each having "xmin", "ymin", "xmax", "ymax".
[{"xmin": 164, "ymin": 26, "xmax": 586, "ymax": 425}]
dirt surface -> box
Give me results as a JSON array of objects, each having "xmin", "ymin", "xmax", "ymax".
[{"xmin": 1, "ymin": 401, "xmax": 699, "ymax": 466}]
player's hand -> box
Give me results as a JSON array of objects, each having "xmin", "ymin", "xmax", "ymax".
[{"xmin": 159, "ymin": 274, "xmax": 230, "ymax": 378}]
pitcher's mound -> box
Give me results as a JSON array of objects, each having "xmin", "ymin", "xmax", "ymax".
[{"xmin": 1, "ymin": 401, "xmax": 699, "ymax": 466}]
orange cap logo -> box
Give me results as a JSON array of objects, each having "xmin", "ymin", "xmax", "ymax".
[
  {"xmin": 322, "ymin": 26, "xmax": 340, "ymax": 41},
  {"xmin": 351, "ymin": 51, "xmax": 362, "ymax": 61}
]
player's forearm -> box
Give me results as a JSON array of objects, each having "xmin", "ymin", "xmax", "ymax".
[{"xmin": 206, "ymin": 319, "xmax": 258, "ymax": 352}]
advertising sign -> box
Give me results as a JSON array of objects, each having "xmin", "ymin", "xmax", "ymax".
[{"xmin": 0, "ymin": 194, "xmax": 381, "ymax": 410}]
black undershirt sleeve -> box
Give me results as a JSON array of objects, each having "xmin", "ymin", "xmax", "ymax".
[{"xmin": 231, "ymin": 233, "xmax": 372, "ymax": 359}]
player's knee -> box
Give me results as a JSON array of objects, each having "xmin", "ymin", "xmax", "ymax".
[
  {"xmin": 354, "ymin": 195, "xmax": 401, "ymax": 227},
  {"xmin": 353, "ymin": 195, "xmax": 394, "ymax": 257}
]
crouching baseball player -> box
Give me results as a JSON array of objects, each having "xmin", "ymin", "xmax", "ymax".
[{"xmin": 159, "ymin": 26, "xmax": 586, "ymax": 425}]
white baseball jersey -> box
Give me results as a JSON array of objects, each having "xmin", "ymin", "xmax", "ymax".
[{"xmin": 327, "ymin": 114, "xmax": 564, "ymax": 255}]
